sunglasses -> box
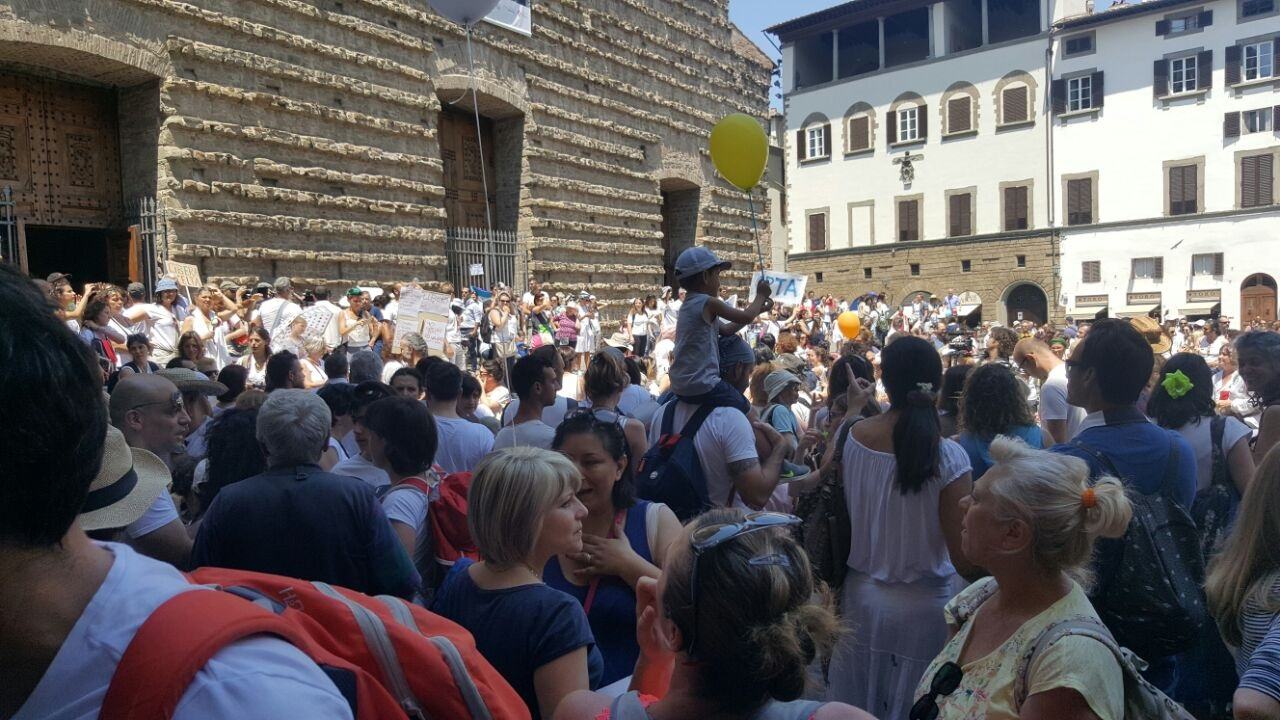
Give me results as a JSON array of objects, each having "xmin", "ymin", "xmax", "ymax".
[
  {"xmin": 130, "ymin": 390, "xmax": 185, "ymax": 415},
  {"xmin": 909, "ymin": 661, "xmax": 964, "ymax": 720},
  {"xmin": 685, "ymin": 512, "xmax": 801, "ymax": 657}
]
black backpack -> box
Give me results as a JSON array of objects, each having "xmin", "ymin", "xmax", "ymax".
[
  {"xmin": 479, "ymin": 307, "xmax": 494, "ymax": 344},
  {"xmin": 794, "ymin": 416, "xmax": 859, "ymax": 594},
  {"xmin": 1071, "ymin": 437, "xmax": 1207, "ymax": 660},
  {"xmin": 1190, "ymin": 415, "xmax": 1239, "ymax": 561},
  {"xmin": 635, "ymin": 402, "xmax": 716, "ymax": 521}
]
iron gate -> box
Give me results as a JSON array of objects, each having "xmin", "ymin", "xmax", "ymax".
[
  {"xmin": 0, "ymin": 186, "xmax": 15, "ymax": 267},
  {"xmin": 129, "ymin": 196, "xmax": 167, "ymax": 294},
  {"xmin": 445, "ymin": 227, "xmax": 516, "ymax": 294}
]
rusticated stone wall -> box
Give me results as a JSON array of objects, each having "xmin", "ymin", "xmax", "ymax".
[{"xmin": 0, "ymin": 0, "xmax": 773, "ymax": 319}]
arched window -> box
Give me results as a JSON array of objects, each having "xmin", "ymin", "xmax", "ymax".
[
  {"xmin": 940, "ymin": 82, "xmax": 980, "ymax": 136},
  {"xmin": 888, "ymin": 92, "xmax": 926, "ymax": 147},
  {"xmin": 994, "ymin": 71, "xmax": 1038, "ymax": 127},
  {"xmin": 843, "ymin": 101, "xmax": 876, "ymax": 154},
  {"xmin": 796, "ymin": 111, "xmax": 831, "ymax": 163}
]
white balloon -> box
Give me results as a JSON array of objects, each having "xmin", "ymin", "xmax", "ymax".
[{"xmin": 427, "ymin": 0, "xmax": 501, "ymax": 27}]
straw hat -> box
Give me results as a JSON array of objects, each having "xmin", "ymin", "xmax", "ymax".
[
  {"xmin": 79, "ymin": 425, "xmax": 172, "ymax": 531},
  {"xmin": 157, "ymin": 367, "xmax": 229, "ymax": 397},
  {"xmin": 1130, "ymin": 315, "xmax": 1172, "ymax": 355},
  {"xmin": 604, "ymin": 331, "xmax": 633, "ymax": 351}
]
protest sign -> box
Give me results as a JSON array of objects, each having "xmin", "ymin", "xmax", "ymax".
[
  {"xmin": 748, "ymin": 270, "xmax": 808, "ymax": 306},
  {"xmin": 469, "ymin": 263, "xmax": 485, "ymax": 277},
  {"xmin": 165, "ymin": 261, "xmax": 202, "ymax": 288},
  {"xmin": 391, "ymin": 285, "xmax": 425, "ymax": 354}
]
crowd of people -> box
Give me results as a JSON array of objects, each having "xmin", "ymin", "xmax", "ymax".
[{"xmin": 6, "ymin": 250, "xmax": 1280, "ymax": 720}]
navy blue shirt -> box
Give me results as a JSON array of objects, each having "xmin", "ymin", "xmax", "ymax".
[
  {"xmin": 192, "ymin": 464, "xmax": 417, "ymax": 599},
  {"xmin": 1050, "ymin": 406, "xmax": 1197, "ymax": 508},
  {"xmin": 433, "ymin": 558, "xmax": 603, "ymax": 719}
]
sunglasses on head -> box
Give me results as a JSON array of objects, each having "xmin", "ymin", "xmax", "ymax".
[
  {"xmin": 909, "ymin": 661, "xmax": 964, "ymax": 720},
  {"xmin": 685, "ymin": 512, "xmax": 801, "ymax": 658}
]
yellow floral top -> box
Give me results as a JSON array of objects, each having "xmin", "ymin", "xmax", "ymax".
[{"xmin": 913, "ymin": 577, "xmax": 1125, "ymax": 720}]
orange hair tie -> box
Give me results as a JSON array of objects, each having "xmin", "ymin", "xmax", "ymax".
[{"xmin": 1081, "ymin": 487, "xmax": 1098, "ymax": 509}]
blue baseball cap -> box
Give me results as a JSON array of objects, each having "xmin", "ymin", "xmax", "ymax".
[
  {"xmin": 675, "ymin": 246, "xmax": 730, "ymax": 280},
  {"xmin": 155, "ymin": 278, "xmax": 178, "ymax": 292},
  {"xmin": 718, "ymin": 334, "xmax": 754, "ymax": 367}
]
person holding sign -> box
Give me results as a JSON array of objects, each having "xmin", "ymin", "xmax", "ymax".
[{"xmin": 669, "ymin": 247, "xmax": 771, "ymax": 415}]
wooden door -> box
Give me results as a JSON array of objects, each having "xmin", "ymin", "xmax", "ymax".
[
  {"xmin": 1242, "ymin": 274, "xmax": 1278, "ymax": 325},
  {"xmin": 439, "ymin": 109, "xmax": 496, "ymax": 229},
  {"xmin": 0, "ymin": 72, "xmax": 121, "ymax": 229}
]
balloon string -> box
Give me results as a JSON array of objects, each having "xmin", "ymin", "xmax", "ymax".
[
  {"xmin": 747, "ymin": 191, "xmax": 765, "ymax": 271},
  {"xmin": 466, "ymin": 28, "xmax": 496, "ymax": 243}
]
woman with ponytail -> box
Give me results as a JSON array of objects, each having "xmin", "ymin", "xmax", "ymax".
[
  {"xmin": 827, "ymin": 335, "xmax": 980, "ymax": 720},
  {"xmin": 913, "ymin": 437, "xmax": 1132, "ymax": 720},
  {"xmin": 554, "ymin": 508, "xmax": 875, "ymax": 720}
]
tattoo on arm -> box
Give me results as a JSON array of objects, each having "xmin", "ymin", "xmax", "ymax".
[{"xmin": 727, "ymin": 458, "xmax": 760, "ymax": 476}]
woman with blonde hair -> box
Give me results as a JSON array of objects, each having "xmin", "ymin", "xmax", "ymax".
[
  {"xmin": 299, "ymin": 336, "xmax": 328, "ymax": 389},
  {"xmin": 431, "ymin": 447, "xmax": 602, "ymax": 720},
  {"xmin": 1207, "ymin": 447, "xmax": 1280, "ymax": 720},
  {"xmin": 555, "ymin": 508, "xmax": 875, "ymax": 720},
  {"xmin": 913, "ymin": 437, "xmax": 1133, "ymax": 720}
]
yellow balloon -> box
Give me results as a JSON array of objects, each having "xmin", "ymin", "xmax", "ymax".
[
  {"xmin": 838, "ymin": 312, "xmax": 862, "ymax": 338},
  {"xmin": 709, "ymin": 113, "xmax": 768, "ymax": 192}
]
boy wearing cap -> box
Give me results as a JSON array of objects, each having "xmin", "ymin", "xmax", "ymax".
[{"xmin": 670, "ymin": 246, "xmax": 772, "ymax": 414}]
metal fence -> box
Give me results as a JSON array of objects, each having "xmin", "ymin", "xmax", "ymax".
[
  {"xmin": 129, "ymin": 195, "xmax": 167, "ymax": 294},
  {"xmin": 0, "ymin": 186, "xmax": 15, "ymax": 267},
  {"xmin": 445, "ymin": 227, "xmax": 516, "ymax": 294}
]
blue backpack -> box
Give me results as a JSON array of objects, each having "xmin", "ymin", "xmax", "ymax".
[{"xmin": 636, "ymin": 402, "xmax": 716, "ymax": 521}]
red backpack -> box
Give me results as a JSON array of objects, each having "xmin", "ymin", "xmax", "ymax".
[
  {"xmin": 101, "ymin": 567, "xmax": 529, "ymax": 720},
  {"xmin": 381, "ymin": 469, "xmax": 479, "ymax": 603}
]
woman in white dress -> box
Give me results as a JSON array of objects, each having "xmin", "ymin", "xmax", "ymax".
[
  {"xmin": 181, "ymin": 288, "xmax": 220, "ymax": 369},
  {"xmin": 575, "ymin": 295, "xmax": 600, "ymax": 370},
  {"xmin": 827, "ymin": 335, "xmax": 979, "ymax": 720},
  {"xmin": 238, "ymin": 326, "xmax": 271, "ymax": 390}
]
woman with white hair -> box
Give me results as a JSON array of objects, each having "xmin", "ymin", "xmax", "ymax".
[
  {"xmin": 432, "ymin": 446, "xmax": 602, "ymax": 720},
  {"xmin": 912, "ymin": 437, "xmax": 1133, "ymax": 720},
  {"xmin": 300, "ymin": 336, "xmax": 328, "ymax": 389}
]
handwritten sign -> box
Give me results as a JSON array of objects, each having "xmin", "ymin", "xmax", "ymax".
[
  {"xmin": 748, "ymin": 270, "xmax": 808, "ymax": 307},
  {"xmin": 420, "ymin": 318, "xmax": 448, "ymax": 352},
  {"xmin": 420, "ymin": 291, "xmax": 451, "ymax": 317},
  {"xmin": 469, "ymin": 263, "xmax": 485, "ymax": 277},
  {"xmin": 391, "ymin": 285, "xmax": 425, "ymax": 355},
  {"xmin": 165, "ymin": 261, "xmax": 202, "ymax": 288}
]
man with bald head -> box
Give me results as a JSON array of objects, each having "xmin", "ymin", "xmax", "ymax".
[
  {"xmin": 1013, "ymin": 337, "xmax": 1086, "ymax": 444},
  {"xmin": 107, "ymin": 374, "xmax": 194, "ymax": 567}
]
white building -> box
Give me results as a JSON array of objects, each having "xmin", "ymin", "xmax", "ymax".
[
  {"xmin": 771, "ymin": 0, "xmax": 1280, "ymax": 327},
  {"xmin": 1054, "ymin": 0, "xmax": 1280, "ymax": 326}
]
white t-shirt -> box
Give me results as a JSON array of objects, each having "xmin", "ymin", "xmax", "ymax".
[
  {"xmin": 382, "ymin": 483, "xmax": 429, "ymax": 539},
  {"xmin": 1039, "ymin": 362, "xmax": 1086, "ymax": 443},
  {"xmin": 331, "ymin": 453, "xmax": 390, "ymax": 489},
  {"xmin": 647, "ymin": 401, "xmax": 758, "ymax": 510},
  {"xmin": 660, "ymin": 299, "xmax": 681, "ymax": 330},
  {"xmin": 501, "ymin": 395, "xmax": 578, "ymax": 428},
  {"xmin": 1174, "ymin": 416, "xmax": 1253, "ymax": 493},
  {"xmin": 1201, "ymin": 335, "xmax": 1228, "ymax": 357},
  {"xmin": 138, "ymin": 303, "xmax": 180, "ymax": 357},
  {"xmin": 653, "ymin": 338, "xmax": 675, "ymax": 378},
  {"xmin": 493, "ymin": 419, "xmax": 558, "ymax": 451},
  {"xmin": 434, "ymin": 415, "xmax": 495, "ymax": 474},
  {"xmin": 619, "ymin": 384, "xmax": 659, "ymax": 429},
  {"xmin": 12, "ymin": 543, "xmax": 352, "ymax": 720},
  {"xmin": 125, "ymin": 492, "xmax": 181, "ymax": 540},
  {"xmin": 254, "ymin": 298, "xmax": 302, "ymax": 352}
]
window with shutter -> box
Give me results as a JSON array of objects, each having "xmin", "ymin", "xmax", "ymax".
[
  {"xmin": 1241, "ymin": 154, "xmax": 1274, "ymax": 208},
  {"xmin": 1067, "ymin": 76, "xmax": 1093, "ymax": 112},
  {"xmin": 1242, "ymin": 0, "xmax": 1276, "ymax": 18},
  {"xmin": 886, "ymin": 110, "xmax": 897, "ymax": 149},
  {"xmin": 1051, "ymin": 79, "xmax": 1066, "ymax": 115},
  {"xmin": 1132, "ymin": 257, "xmax": 1161, "ymax": 279},
  {"xmin": 808, "ymin": 213, "xmax": 827, "ymax": 251},
  {"xmin": 1154, "ymin": 256, "xmax": 1164, "ymax": 280},
  {"xmin": 1002, "ymin": 86, "xmax": 1029, "ymax": 124},
  {"xmin": 847, "ymin": 115, "xmax": 871, "ymax": 152},
  {"xmin": 1214, "ymin": 252, "xmax": 1225, "ymax": 275},
  {"xmin": 897, "ymin": 107, "xmax": 919, "ymax": 143},
  {"xmin": 1192, "ymin": 253, "xmax": 1224, "ymax": 276},
  {"xmin": 1170, "ymin": 55, "xmax": 1198, "ymax": 94},
  {"xmin": 1091, "ymin": 71, "xmax": 1104, "ymax": 109},
  {"xmin": 1227, "ymin": 44, "xmax": 1243, "ymax": 85},
  {"xmin": 1154, "ymin": 59, "xmax": 1169, "ymax": 98},
  {"xmin": 1225, "ymin": 111, "xmax": 1242, "ymax": 138},
  {"xmin": 1004, "ymin": 186, "xmax": 1029, "ymax": 231},
  {"xmin": 949, "ymin": 193, "xmax": 972, "ymax": 237},
  {"xmin": 1197, "ymin": 50, "xmax": 1213, "ymax": 90},
  {"xmin": 1082, "ymin": 261, "xmax": 1101, "ymax": 283},
  {"xmin": 1169, "ymin": 164, "xmax": 1198, "ymax": 215},
  {"xmin": 1067, "ymin": 178, "xmax": 1093, "ymax": 225},
  {"xmin": 947, "ymin": 97, "xmax": 972, "ymax": 134},
  {"xmin": 899, "ymin": 200, "xmax": 919, "ymax": 241}
]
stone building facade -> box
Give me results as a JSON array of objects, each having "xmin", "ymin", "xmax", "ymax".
[
  {"xmin": 0, "ymin": 0, "xmax": 773, "ymax": 317},
  {"xmin": 789, "ymin": 231, "xmax": 1060, "ymax": 325}
]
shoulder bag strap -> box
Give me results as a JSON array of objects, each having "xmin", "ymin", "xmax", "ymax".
[
  {"xmin": 1012, "ymin": 616, "xmax": 1128, "ymax": 710},
  {"xmin": 385, "ymin": 476, "xmax": 433, "ymax": 498},
  {"xmin": 103, "ymin": 589, "xmax": 314, "ymax": 719},
  {"xmin": 660, "ymin": 400, "xmax": 678, "ymax": 436},
  {"xmin": 1070, "ymin": 438, "xmax": 1123, "ymax": 479},
  {"xmin": 1161, "ymin": 433, "xmax": 1182, "ymax": 498}
]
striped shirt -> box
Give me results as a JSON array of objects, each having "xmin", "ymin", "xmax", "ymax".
[{"xmin": 1237, "ymin": 573, "xmax": 1280, "ymax": 701}]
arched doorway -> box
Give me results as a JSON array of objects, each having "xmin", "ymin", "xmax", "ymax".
[
  {"xmin": 659, "ymin": 178, "xmax": 700, "ymax": 288},
  {"xmin": 1241, "ymin": 274, "xmax": 1278, "ymax": 325},
  {"xmin": 1004, "ymin": 282, "xmax": 1048, "ymax": 325}
]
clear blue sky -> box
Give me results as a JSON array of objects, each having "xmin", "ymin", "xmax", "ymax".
[{"xmin": 728, "ymin": 0, "xmax": 842, "ymax": 107}]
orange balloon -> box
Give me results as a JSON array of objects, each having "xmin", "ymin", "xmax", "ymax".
[{"xmin": 837, "ymin": 311, "xmax": 861, "ymax": 338}]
